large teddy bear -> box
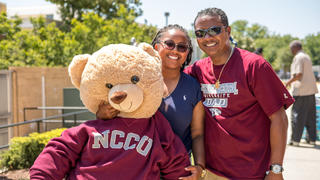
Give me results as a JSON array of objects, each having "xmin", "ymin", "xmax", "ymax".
[{"xmin": 30, "ymin": 43, "xmax": 190, "ymax": 180}]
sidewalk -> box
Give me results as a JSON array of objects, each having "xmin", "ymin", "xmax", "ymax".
[
  {"xmin": 283, "ymin": 141, "xmax": 320, "ymax": 179},
  {"xmin": 284, "ymin": 106, "xmax": 320, "ymax": 179}
]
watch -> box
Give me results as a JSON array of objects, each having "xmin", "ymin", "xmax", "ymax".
[{"xmin": 267, "ymin": 164, "xmax": 284, "ymax": 175}]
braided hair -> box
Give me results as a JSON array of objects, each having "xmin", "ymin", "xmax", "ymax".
[
  {"xmin": 194, "ymin": 8, "xmax": 229, "ymax": 27},
  {"xmin": 151, "ymin": 24, "xmax": 193, "ymax": 71}
]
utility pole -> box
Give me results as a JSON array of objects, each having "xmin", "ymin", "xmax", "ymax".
[{"xmin": 164, "ymin": 12, "xmax": 170, "ymax": 26}]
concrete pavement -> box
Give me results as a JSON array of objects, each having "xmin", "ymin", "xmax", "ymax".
[
  {"xmin": 283, "ymin": 106, "xmax": 320, "ymax": 180},
  {"xmin": 283, "ymin": 141, "xmax": 320, "ymax": 180}
]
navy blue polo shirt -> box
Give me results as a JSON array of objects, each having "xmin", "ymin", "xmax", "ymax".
[{"xmin": 159, "ymin": 72, "xmax": 202, "ymax": 152}]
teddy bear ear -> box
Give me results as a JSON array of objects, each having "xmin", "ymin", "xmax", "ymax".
[
  {"xmin": 68, "ymin": 54, "xmax": 90, "ymax": 89},
  {"xmin": 138, "ymin": 42, "xmax": 161, "ymax": 62}
]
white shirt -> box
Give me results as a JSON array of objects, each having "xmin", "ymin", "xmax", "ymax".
[{"xmin": 290, "ymin": 50, "xmax": 318, "ymax": 96}]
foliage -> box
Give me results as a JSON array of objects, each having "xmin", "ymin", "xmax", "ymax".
[
  {"xmin": 0, "ymin": 8, "xmax": 157, "ymax": 69},
  {"xmin": 45, "ymin": 0, "xmax": 142, "ymax": 28},
  {"xmin": 230, "ymin": 20, "xmax": 301, "ymax": 73},
  {"xmin": 0, "ymin": 13, "xmax": 22, "ymax": 40},
  {"xmin": 271, "ymin": 46, "xmax": 293, "ymax": 72},
  {"xmin": 69, "ymin": 5, "xmax": 156, "ymax": 53},
  {"xmin": 1, "ymin": 10, "xmax": 319, "ymax": 71},
  {"xmin": 231, "ymin": 20, "xmax": 268, "ymax": 52},
  {"xmin": 0, "ymin": 128, "xmax": 66, "ymax": 170},
  {"xmin": 303, "ymin": 32, "xmax": 320, "ymax": 65},
  {"xmin": 254, "ymin": 34, "xmax": 295, "ymax": 66}
]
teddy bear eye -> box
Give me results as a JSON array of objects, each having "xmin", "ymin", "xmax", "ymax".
[
  {"xmin": 131, "ymin": 75, "xmax": 140, "ymax": 84},
  {"xmin": 105, "ymin": 83, "xmax": 113, "ymax": 89}
]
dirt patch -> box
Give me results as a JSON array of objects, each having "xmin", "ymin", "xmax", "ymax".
[{"xmin": 0, "ymin": 169, "xmax": 29, "ymax": 180}]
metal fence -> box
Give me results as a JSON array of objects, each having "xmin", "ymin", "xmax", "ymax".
[{"xmin": 0, "ymin": 109, "xmax": 89, "ymax": 149}]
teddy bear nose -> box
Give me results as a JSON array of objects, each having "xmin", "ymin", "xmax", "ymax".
[{"xmin": 110, "ymin": 91, "xmax": 127, "ymax": 104}]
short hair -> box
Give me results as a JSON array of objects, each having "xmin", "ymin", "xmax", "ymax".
[
  {"xmin": 194, "ymin": 8, "xmax": 229, "ymax": 27},
  {"xmin": 254, "ymin": 47, "xmax": 263, "ymax": 54},
  {"xmin": 151, "ymin": 24, "xmax": 193, "ymax": 71},
  {"xmin": 289, "ymin": 40, "xmax": 302, "ymax": 49}
]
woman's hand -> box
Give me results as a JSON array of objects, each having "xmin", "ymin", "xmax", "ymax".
[
  {"xmin": 96, "ymin": 101, "xmax": 120, "ymax": 120},
  {"xmin": 178, "ymin": 165, "xmax": 202, "ymax": 180}
]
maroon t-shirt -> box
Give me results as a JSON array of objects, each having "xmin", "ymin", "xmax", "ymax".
[
  {"xmin": 184, "ymin": 48, "xmax": 294, "ymax": 179},
  {"xmin": 30, "ymin": 111, "xmax": 190, "ymax": 180}
]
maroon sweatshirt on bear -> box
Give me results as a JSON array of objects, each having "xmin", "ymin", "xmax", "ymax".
[{"xmin": 30, "ymin": 111, "xmax": 190, "ymax": 180}]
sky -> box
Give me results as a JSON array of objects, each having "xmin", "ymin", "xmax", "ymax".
[{"xmin": 1, "ymin": 0, "xmax": 320, "ymax": 39}]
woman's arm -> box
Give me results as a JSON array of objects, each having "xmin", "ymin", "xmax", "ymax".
[
  {"xmin": 180, "ymin": 101, "xmax": 206, "ymax": 180},
  {"xmin": 191, "ymin": 101, "xmax": 206, "ymax": 169}
]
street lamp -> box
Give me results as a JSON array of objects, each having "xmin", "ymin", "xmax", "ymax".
[{"xmin": 164, "ymin": 12, "xmax": 170, "ymax": 26}]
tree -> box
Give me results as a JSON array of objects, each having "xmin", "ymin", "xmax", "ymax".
[
  {"xmin": 247, "ymin": 23, "xmax": 268, "ymax": 40},
  {"xmin": 45, "ymin": 0, "xmax": 142, "ymax": 28},
  {"xmin": 271, "ymin": 46, "xmax": 293, "ymax": 72},
  {"xmin": 69, "ymin": 5, "xmax": 157, "ymax": 54},
  {"xmin": 0, "ymin": 13, "xmax": 22, "ymax": 40},
  {"xmin": 230, "ymin": 20, "xmax": 268, "ymax": 52},
  {"xmin": 0, "ymin": 7, "xmax": 157, "ymax": 69},
  {"xmin": 255, "ymin": 34, "xmax": 295, "ymax": 66},
  {"xmin": 303, "ymin": 32, "xmax": 320, "ymax": 65}
]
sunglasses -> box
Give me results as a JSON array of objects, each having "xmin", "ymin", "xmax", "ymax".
[
  {"xmin": 195, "ymin": 25, "xmax": 224, "ymax": 38},
  {"xmin": 158, "ymin": 40, "xmax": 189, "ymax": 53}
]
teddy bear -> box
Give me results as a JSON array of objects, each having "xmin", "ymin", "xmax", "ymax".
[{"xmin": 30, "ymin": 43, "xmax": 190, "ymax": 180}]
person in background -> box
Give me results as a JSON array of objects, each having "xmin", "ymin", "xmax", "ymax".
[
  {"xmin": 285, "ymin": 40, "xmax": 318, "ymax": 147},
  {"xmin": 254, "ymin": 47, "xmax": 263, "ymax": 57},
  {"xmin": 97, "ymin": 24, "xmax": 206, "ymax": 180},
  {"xmin": 184, "ymin": 7, "xmax": 294, "ymax": 179}
]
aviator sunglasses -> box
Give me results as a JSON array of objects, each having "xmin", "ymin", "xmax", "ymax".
[
  {"xmin": 158, "ymin": 40, "xmax": 189, "ymax": 53},
  {"xmin": 195, "ymin": 25, "xmax": 224, "ymax": 38}
]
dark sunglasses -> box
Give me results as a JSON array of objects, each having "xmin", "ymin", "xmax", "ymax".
[
  {"xmin": 195, "ymin": 25, "xmax": 224, "ymax": 38},
  {"xmin": 158, "ymin": 40, "xmax": 189, "ymax": 53}
]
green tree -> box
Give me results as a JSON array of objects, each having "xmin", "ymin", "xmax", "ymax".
[
  {"xmin": 69, "ymin": 5, "xmax": 157, "ymax": 54},
  {"xmin": 303, "ymin": 32, "xmax": 320, "ymax": 65},
  {"xmin": 255, "ymin": 34, "xmax": 295, "ymax": 71},
  {"xmin": 0, "ymin": 14, "xmax": 47, "ymax": 68},
  {"xmin": 230, "ymin": 20, "xmax": 254, "ymax": 51},
  {"xmin": 45, "ymin": 0, "xmax": 142, "ymax": 28},
  {"xmin": 0, "ymin": 7, "xmax": 157, "ymax": 69},
  {"xmin": 272, "ymin": 46, "xmax": 293, "ymax": 72},
  {"xmin": 0, "ymin": 13, "xmax": 22, "ymax": 40},
  {"xmin": 247, "ymin": 23, "xmax": 268, "ymax": 40},
  {"xmin": 230, "ymin": 20, "xmax": 268, "ymax": 51}
]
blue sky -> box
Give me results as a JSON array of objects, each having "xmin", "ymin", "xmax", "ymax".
[{"xmin": 1, "ymin": 0, "xmax": 320, "ymax": 38}]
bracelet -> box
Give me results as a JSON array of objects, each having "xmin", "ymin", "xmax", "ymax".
[
  {"xmin": 196, "ymin": 164, "xmax": 207, "ymax": 178},
  {"xmin": 196, "ymin": 163, "xmax": 205, "ymax": 171}
]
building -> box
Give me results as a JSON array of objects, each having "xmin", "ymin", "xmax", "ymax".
[
  {"xmin": 17, "ymin": 13, "xmax": 59, "ymax": 30},
  {"xmin": 0, "ymin": 67, "xmax": 87, "ymax": 148},
  {"xmin": 0, "ymin": 2, "xmax": 6, "ymax": 13},
  {"xmin": 4, "ymin": 2, "xmax": 61, "ymax": 30}
]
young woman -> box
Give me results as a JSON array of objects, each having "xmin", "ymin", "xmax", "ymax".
[{"xmin": 97, "ymin": 24, "xmax": 205, "ymax": 180}]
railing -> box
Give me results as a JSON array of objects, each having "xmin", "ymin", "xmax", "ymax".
[
  {"xmin": 23, "ymin": 106, "xmax": 89, "ymax": 128},
  {"xmin": 0, "ymin": 108, "xmax": 90, "ymax": 149}
]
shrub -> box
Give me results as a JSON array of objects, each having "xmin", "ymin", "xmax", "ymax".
[{"xmin": 0, "ymin": 128, "xmax": 66, "ymax": 170}]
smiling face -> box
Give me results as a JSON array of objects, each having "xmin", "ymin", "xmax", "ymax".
[
  {"xmin": 154, "ymin": 29, "xmax": 189, "ymax": 71},
  {"xmin": 195, "ymin": 15, "xmax": 231, "ymax": 60}
]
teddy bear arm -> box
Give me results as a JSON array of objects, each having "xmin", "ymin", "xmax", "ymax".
[{"xmin": 153, "ymin": 111, "xmax": 191, "ymax": 179}]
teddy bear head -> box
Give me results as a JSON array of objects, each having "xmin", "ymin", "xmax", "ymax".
[{"xmin": 68, "ymin": 43, "xmax": 164, "ymax": 119}]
